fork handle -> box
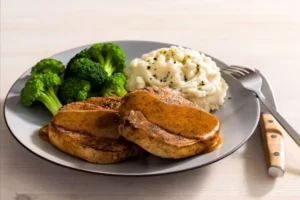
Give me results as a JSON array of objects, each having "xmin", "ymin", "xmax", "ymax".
[{"xmin": 257, "ymin": 92, "xmax": 300, "ymax": 147}]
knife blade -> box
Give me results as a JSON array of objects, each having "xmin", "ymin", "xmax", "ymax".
[{"xmin": 256, "ymin": 69, "xmax": 285, "ymax": 177}]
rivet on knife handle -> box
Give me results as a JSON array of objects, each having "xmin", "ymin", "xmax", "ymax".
[{"xmin": 260, "ymin": 113, "xmax": 285, "ymax": 177}]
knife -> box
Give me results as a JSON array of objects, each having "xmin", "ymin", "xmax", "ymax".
[{"xmin": 256, "ymin": 69, "xmax": 285, "ymax": 177}]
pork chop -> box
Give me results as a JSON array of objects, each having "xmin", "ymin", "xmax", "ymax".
[
  {"xmin": 119, "ymin": 86, "xmax": 220, "ymax": 141},
  {"xmin": 53, "ymin": 100, "xmax": 121, "ymax": 139},
  {"xmin": 42, "ymin": 97, "xmax": 143, "ymax": 164},
  {"xmin": 119, "ymin": 110, "xmax": 221, "ymax": 159},
  {"xmin": 48, "ymin": 122, "xmax": 142, "ymax": 164}
]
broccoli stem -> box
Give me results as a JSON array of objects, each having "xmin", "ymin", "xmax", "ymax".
[
  {"xmin": 117, "ymin": 87, "xmax": 127, "ymax": 97},
  {"xmin": 98, "ymin": 54, "xmax": 105, "ymax": 66},
  {"xmin": 47, "ymin": 87, "xmax": 62, "ymax": 108},
  {"xmin": 38, "ymin": 92, "xmax": 62, "ymax": 115},
  {"xmin": 103, "ymin": 87, "xmax": 127, "ymax": 97},
  {"xmin": 103, "ymin": 54, "xmax": 114, "ymax": 76}
]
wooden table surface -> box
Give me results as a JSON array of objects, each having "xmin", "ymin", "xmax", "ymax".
[{"xmin": 1, "ymin": 0, "xmax": 300, "ymax": 199}]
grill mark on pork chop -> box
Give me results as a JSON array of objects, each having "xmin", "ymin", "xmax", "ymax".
[
  {"xmin": 51, "ymin": 122, "xmax": 138, "ymax": 152},
  {"xmin": 140, "ymin": 86, "xmax": 199, "ymax": 107},
  {"xmin": 86, "ymin": 97, "xmax": 121, "ymax": 110},
  {"xmin": 60, "ymin": 97, "xmax": 121, "ymax": 112},
  {"xmin": 48, "ymin": 122, "xmax": 143, "ymax": 164},
  {"xmin": 60, "ymin": 102, "xmax": 103, "ymax": 111}
]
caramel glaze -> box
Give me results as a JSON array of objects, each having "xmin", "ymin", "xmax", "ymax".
[
  {"xmin": 38, "ymin": 92, "xmax": 222, "ymax": 161},
  {"xmin": 119, "ymin": 86, "xmax": 220, "ymax": 141},
  {"xmin": 119, "ymin": 110, "xmax": 222, "ymax": 159}
]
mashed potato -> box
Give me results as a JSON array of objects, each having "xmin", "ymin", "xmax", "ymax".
[{"xmin": 124, "ymin": 46, "xmax": 229, "ymax": 111}]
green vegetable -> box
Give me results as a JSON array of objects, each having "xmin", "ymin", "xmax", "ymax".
[
  {"xmin": 65, "ymin": 48, "xmax": 90, "ymax": 78},
  {"xmin": 58, "ymin": 77, "xmax": 93, "ymax": 104},
  {"xmin": 66, "ymin": 58, "xmax": 108, "ymax": 88},
  {"xmin": 100, "ymin": 73, "xmax": 127, "ymax": 97},
  {"xmin": 88, "ymin": 43, "xmax": 126, "ymax": 77},
  {"xmin": 31, "ymin": 58, "xmax": 65, "ymax": 76},
  {"xmin": 21, "ymin": 72, "xmax": 62, "ymax": 115}
]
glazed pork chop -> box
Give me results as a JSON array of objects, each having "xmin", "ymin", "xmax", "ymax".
[
  {"xmin": 53, "ymin": 101, "xmax": 120, "ymax": 139},
  {"xmin": 118, "ymin": 86, "xmax": 222, "ymax": 159},
  {"xmin": 48, "ymin": 122, "xmax": 142, "ymax": 164},
  {"xmin": 42, "ymin": 97, "xmax": 143, "ymax": 164},
  {"xmin": 119, "ymin": 110, "xmax": 221, "ymax": 159},
  {"xmin": 119, "ymin": 86, "xmax": 220, "ymax": 141}
]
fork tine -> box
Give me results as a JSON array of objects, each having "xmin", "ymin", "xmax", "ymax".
[
  {"xmin": 222, "ymin": 70, "xmax": 237, "ymax": 78},
  {"xmin": 222, "ymin": 68, "xmax": 244, "ymax": 78},
  {"xmin": 223, "ymin": 67, "xmax": 246, "ymax": 75},
  {"xmin": 229, "ymin": 65, "xmax": 254, "ymax": 74},
  {"xmin": 226, "ymin": 66, "xmax": 249, "ymax": 74}
]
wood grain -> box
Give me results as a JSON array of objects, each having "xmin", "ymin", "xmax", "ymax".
[
  {"xmin": 1, "ymin": 0, "xmax": 300, "ymax": 199},
  {"xmin": 260, "ymin": 113, "xmax": 285, "ymax": 177}
]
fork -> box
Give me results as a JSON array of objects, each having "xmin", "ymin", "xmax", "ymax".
[{"xmin": 223, "ymin": 65, "xmax": 300, "ymax": 147}]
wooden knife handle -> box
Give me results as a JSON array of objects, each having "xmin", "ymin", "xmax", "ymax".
[{"xmin": 260, "ymin": 113, "xmax": 285, "ymax": 177}]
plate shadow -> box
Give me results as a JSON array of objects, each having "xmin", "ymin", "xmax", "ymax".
[{"xmin": 244, "ymin": 126, "xmax": 276, "ymax": 197}]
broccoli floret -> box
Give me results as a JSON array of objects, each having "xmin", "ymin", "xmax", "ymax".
[
  {"xmin": 100, "ymin": 73, "xmax": 127, "ymax": 97},
  {"xmin": 65, "ymin": 48, "xmax": 90, "ymax": 78},
  {"xmin": 31, "ymin": 58, "xmax": 65, "ymax": 76},
  {"xmin": 67, "ymin": 58, "xmax": 108, "ymax": 88},
  {"xmin": 58, "ymin": 77, "xmax": 93, "ymax": 104},
  {"xmin": 70, "ymin": 48, "xmax": 90, "ymax": 62},
  {"xmin": 88, "ymin": 43, "xmax": 126, "ymax": 77},
  {"xmin": 21, "ymin": 72, "xmax": 62, "ymax": 115}
]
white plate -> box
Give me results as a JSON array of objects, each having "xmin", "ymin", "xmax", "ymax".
[{"xmin": 4, "ymin": 40, "xmax": 260, "ymax": 176}]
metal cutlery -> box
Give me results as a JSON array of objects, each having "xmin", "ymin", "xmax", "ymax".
[
  {"xmin": 257, "ymin": 69, "xmax": 285, "ymax": 177},
  {"xmin": 223, "ymin": 65, "xmax": 300, "ymax": 147}
]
